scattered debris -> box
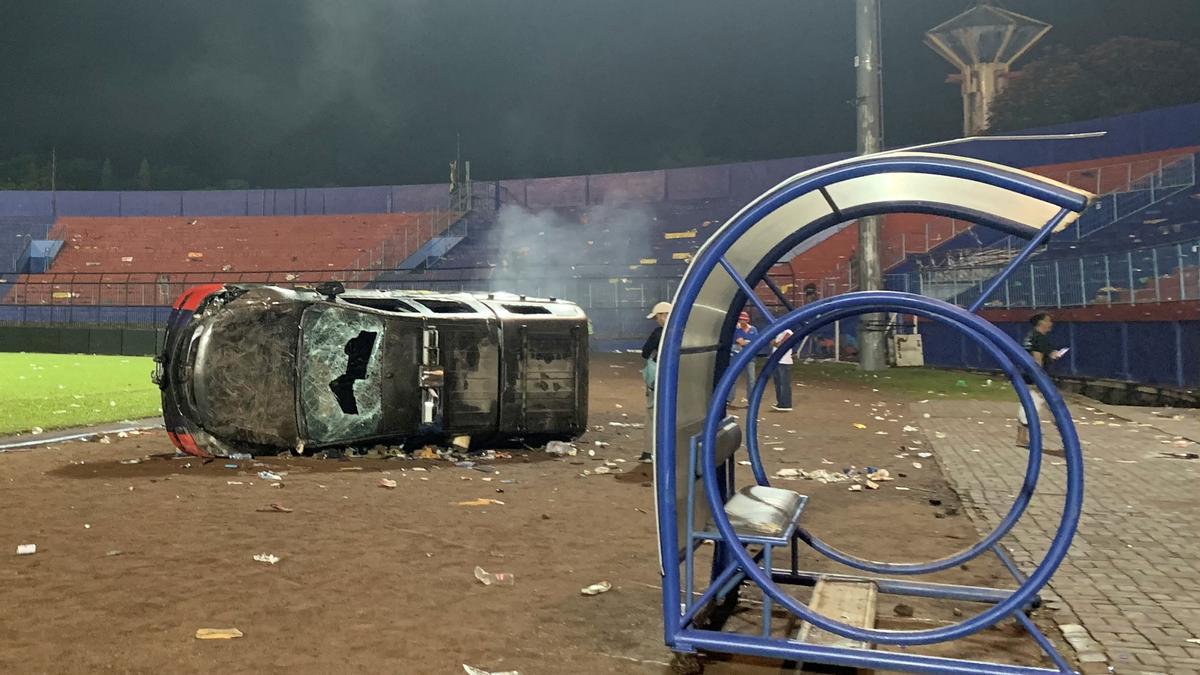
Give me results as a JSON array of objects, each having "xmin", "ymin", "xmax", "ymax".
[
  {"xmin": 866, "ymin": 468, "xmax": 892, "ymax": 482},
  {"xmin": 195, "ymin": 628, "xmax": 243, "ymax": 640},
  {"xmin": 474, "ymin": 566, "xmax": 515, "ymax": 587},
  {"xmin": 119, "ymin": 458, "xmax": 141, "ymax": 465},
  {"xmin": 105, "ymin": 550, "xmax": 123, "ymax": 557},
  {"xmin": 1161, "ymin": 452, "xmax": 1198, "ymax": 460},
  {"xmin": 252, "ymin": 553, "xmax": 281, "ymax": 565},
  {"xmin": 852, "ymin": 423, "xmax": 867, "ymax": 430},
  {"xmin": 580, "ymin": 581, "xmax": 613, "ymax": 596},
  {"xmin": 452, "ymin": 435, "xmax": 471, "ymax": 449},
  {"xmin": 256, "ymin": 503, "xmax": 293, "ymax": 513},
  {"xmin": 462, "ymin": 665, "xmax": 521, "ymax": 675},
  {"xmin": 458, "ymin": 498, "xmax": 505, "ymax": 506},
  {"xmin": 893, "ymin": 604, "xmax": 915, "ymax": 618},
  {"xmin": 848, "ymin": 484, "xmax": 863, "ymax": 492},
  {"xmin": 257, "ymin": 471, "xmax": 284, "ymax": 482},
  {"xmin": 545, "ymin": 441, "xmax": 577, "ymax": 457},
  {"xmin": 16, "ymin": 544, "xmax": 36, "ymax": 556},
  {"xmin": 379, "ymin": 478, "xmax": 398, "ymax": 489}
]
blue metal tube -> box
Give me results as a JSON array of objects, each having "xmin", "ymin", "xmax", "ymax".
[
  {"xmin": 992, "ymin": 544, "xmax": 1030, "ymax": 585},
  {"xmin": 1012, "ymin": 610, "xmax": 1076, "ymax": 673},
  {"xmin": 719, "ymin": 255, "xmax": 777, "ymax": 324},
  {"xmin": 677, "ymin": 629, "xmax": 1072, "ymax": 674},
  {"xmin": 738, "ymin": 301, "xmax": 1047, "ymax": 575},
  {"xmin": 698, "ymin": 293, "xmax": 1084, "ymax": 646},
  {"xmin": 968, "ymin": 208, "xmax": 1070, "ymax": 313},
  {"xmin": 680, "ymin": 547, "xmax": 765, "ymax": 628}
]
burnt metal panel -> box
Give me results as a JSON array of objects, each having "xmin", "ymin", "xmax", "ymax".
[
  {"xmin": 378, "ymin": 316, "xmax": 424, "ymax": 438},
  {"xmin": 496, "ymin": 315, "xmax": 589, "ymax": 437},
  {"xmin": 434, "ymin": 318, "xmax": 502, "ymax": 434}
]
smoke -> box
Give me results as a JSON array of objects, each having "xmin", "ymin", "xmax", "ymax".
[{"xmin": 485, "ymin": 194, "xmax": 657, "ymax": 299}]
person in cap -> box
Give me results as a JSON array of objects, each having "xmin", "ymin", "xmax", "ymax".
[
  {"xmin": 639, "ymin": 301, "xmax": 671, "ymax": 463},
  {"xmin": 726, "ymin": 311, "xmax": 758, "ymax": 408}
]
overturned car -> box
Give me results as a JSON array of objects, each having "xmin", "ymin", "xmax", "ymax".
[{"xmin": 154, "ymin": 284, "xmax": 589, "ymax": 457}]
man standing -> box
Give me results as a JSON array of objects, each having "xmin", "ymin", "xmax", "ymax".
[
  {"xmin": 770, "ymin": 329, "xmax": 794, "ymax": 412},
  {"xmin": 727, "ymin": 312, "xmax": 758, "ymax": 408},
  {"xmin": 640, "ymin": 301, "xmax": 671, "ymax": 463},
  {"xmin": 1016, "ymin": 312, "xmax": 1065, "ymax": 448}
]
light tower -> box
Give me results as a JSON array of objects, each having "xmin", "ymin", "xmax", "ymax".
[{"xmin": 925, "ymin": 2, "xmax": 1051, "ymax": 135}]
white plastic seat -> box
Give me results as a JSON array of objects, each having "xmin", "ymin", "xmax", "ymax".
[{"xmin": 720, "ymin": 485, "xmax": 806, "ymax": 539}]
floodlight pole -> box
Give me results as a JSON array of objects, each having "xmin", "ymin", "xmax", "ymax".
[{"xmin": 855, "ymin": 0, "xmax": 886, "ymax": 371}]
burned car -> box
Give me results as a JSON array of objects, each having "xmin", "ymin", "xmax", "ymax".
[{"xmin": 154, "ymin": 284, "xmax": 589, "ymax": 457}]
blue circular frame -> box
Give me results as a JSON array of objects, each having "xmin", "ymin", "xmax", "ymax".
[
  {"xmin": 738, "ymin": 301, "xmax": 1048, "ymax": 575},
  {"xmin": 703, "ymin": 293, "xmax": 1083, "ymax": 646}
]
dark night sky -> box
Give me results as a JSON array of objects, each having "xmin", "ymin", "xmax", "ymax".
[{"xmin": 2, "ymin": 1, "xmax": 1198, "ymax": 187}]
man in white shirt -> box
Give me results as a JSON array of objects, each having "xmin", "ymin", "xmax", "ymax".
[{"xmin": 770, "ymin": 329, "xmax": 794, "ymax": 412}]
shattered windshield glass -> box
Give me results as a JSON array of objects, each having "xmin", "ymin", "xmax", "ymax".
[{"xmin": 300, "ymin": 305, "xmax": 385, "ymax": 443}]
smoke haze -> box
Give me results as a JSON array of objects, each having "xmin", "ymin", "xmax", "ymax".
[{"xmin": 1, "ymin": 0, "xmax": 1197, "ymax": 187}]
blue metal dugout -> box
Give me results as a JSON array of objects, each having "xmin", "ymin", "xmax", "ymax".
[{"xmin": 653, "ymin": 152, "xmax": 1092, "ymax": 674}]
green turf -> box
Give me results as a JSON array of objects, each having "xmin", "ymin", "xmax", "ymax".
[
  {"xmin": 793, "ymin": 361, "xmax": 1016, "ymax": 401},
  {"xmin": 0, "ymin": 353, "xmax": 162, "ymax": 435}
]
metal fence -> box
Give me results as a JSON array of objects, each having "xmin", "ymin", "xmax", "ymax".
[
  {"xmin": 0, "ymin": 265, "xmax": 690, "ymax": 335},
  {"xmin": 4, "ymin": 238, "xmax": 1198, "ymax": 330},
  {"xmin": 893, "ymin": 239, "xmax": 1200, "ymax": 308}
]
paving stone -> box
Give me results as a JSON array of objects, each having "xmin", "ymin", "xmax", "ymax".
[{"xmin": 924, "ymin": 398, "xmax": 1200, "ymax": 668}]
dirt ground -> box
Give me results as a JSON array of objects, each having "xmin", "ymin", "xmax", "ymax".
[{"xmin": 0, "ymin": 353, "xmax": 1074, "ymax": 674}]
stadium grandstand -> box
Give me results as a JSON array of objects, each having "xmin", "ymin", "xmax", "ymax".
[{"xmin": 1, "ymin": 102, "xmax": 1197, "ymax": 392}]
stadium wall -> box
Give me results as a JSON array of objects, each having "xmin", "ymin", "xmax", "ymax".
[{"xmin": 0, "ymin": 325, "xmax": 161, "ymax": 356}]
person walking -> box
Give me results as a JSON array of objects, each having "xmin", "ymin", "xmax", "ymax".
[
  {"xmin": 727, "ymin": 312, "xmax": 758, "ymax": 408},
  {"xmin": 770, "ymin": 329, "xmax": 794, "ymax": 412},
  {"xmin": 1016, "ymin": 312, "xmax": 1065, "ymax": 448},
  {"xmin": 640, "ymin": 301, "xmax": 671, "ymax": 463}
]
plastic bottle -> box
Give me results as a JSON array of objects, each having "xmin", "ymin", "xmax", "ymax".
[{"xmin": 474, "ymin": 566, "xmax": 515, "ymax": 586}]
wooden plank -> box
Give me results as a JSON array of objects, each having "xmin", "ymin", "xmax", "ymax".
[{"xmin": 795, "ymin": 579, "xmax": 878, "ymax": 651}]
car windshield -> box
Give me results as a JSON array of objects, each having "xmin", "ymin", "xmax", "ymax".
[{"xmin": 299, "ymin": 305, "xmax": 385, "ymax": 443}]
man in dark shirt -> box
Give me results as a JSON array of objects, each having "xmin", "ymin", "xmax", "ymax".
[
  {"xmin": 1017, "ymin": 312, "xmax": 1064, "ymax": 447},
  {"xmin": 640, "ymin": 301, "xmax": 671, "ymax": 462}
]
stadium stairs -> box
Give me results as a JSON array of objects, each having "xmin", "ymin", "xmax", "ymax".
[{"xmin": 888, "ymin": 153, "xmax": 1198, "ymax": 303}]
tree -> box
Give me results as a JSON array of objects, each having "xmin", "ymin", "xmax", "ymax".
[
  {"xmin": 100, "ymin": 158, "xmax": 115, "ymax": 189},
  {"xmin": 136, "ymin": 158, "xmax": 151, "ymax": 189},
  {"xmin": 989, "ymin": 37, "xmax": 1200, "ymax": 132}
]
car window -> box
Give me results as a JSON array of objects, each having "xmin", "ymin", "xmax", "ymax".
[{"xmin": 299, "ymin": 305, "xmax": 385, "ymax": 443}]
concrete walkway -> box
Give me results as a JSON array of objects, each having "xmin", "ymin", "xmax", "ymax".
[{"xmin": 924, "ymin": 396, "xmax": 1200, "ymax": 674}]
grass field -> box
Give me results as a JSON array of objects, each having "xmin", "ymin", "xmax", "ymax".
[{"xmin": 0, "ymin": 353, "xmax": 162, "ymax": 435}]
